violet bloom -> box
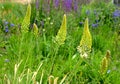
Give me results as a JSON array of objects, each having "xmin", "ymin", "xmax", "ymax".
[
  {"xmin": 63, "ymin": 0, "xmax": 72, "ymax": 12},
  {"xmin": 113, "ymin": 10, "xmax": 120, "ymax": 17},
  {"xmin": 35, "ymin": 0, "xmax": 39, "ymax": 10},
  {"xmin": 54, "ymin": 0, "xmax": 59, "ymax": 8},
  {"xmin": 74, "ymin": 0, "xmax": 78, "ymax": 12},
  {"xmin": 92, "ymin": 23, "xmax": 98, "ymax": 27},
  {"xmin": 5, "ymin": 26, "xmax": 9, "ymax": 32},
  {"xmin": 10, "ymin": 23, "xmax": 15, "ymax": 27},
  {"xmin": 79, "ymin": 22, "xmax": 83, "ymax": 26}
]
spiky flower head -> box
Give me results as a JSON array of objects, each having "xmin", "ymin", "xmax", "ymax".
[
  {"xmin": 55, "ymin": 14, "xmax": 67, "ymax": 46},
  {"xmin": 77, "ymin": 18, "xmax": 92, "ymax": 58},
  {"xmin": 100, "ymin": 50, "xmax": 111, "ymax": 75},
  {"xmin": 21, "ymin": 4, "xmax": 31, "ymax": 34},
  {"xmin": 33, "ymin": 23, "xmax": 39, "ymax": 37}
]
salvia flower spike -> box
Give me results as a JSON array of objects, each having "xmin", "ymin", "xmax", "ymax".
[
  {"xmin": 77, "ymin": 18, "xmax": 92, "ymax": 58},
  {"xmin": 21, "ymin": 4, "xmax": 31, "ymax": 34},
  {"xmin": 55, "ymin": 14, "xmax": 67, "ymax": 46},
  {"xmin": 33, "ymin": 23, "xmax": 39, "ymax": 37}
]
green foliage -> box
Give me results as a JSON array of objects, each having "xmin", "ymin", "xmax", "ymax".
[{"xmin": 0, "ymin": 1, "xmax": 120, "ymax": 84}]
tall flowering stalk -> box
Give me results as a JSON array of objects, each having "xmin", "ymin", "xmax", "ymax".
[
  {"xmin": 100, "ymin": 50, "xmax": 111, "ymax": 75},
  {"xmin": 55, "ymin": 14, "xmax": 67, "ymax": 46},
  {"xmin": 21, "ymin": 4, "xmax": 31, "ymax": 34},
  {"xmin": 33, "ymin": 23, "xmax": 39, "ymax": 37},
  {"xmin": 77, "ymin": 18, "xmax": 92, "ymax": 58}
]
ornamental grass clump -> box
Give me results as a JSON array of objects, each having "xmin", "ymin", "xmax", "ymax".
[
  {"xmin": 77, "ymin": 18, "xmax": 92, "ymax": 58},
  {"xmin": 55, "ymin": 14, "xmax": 67, "ymax": 46},
  {"xmin": 100, "ymin": 50, "xmax": 111, "ymax": 75},
  {"xmin": 21, "ymin": 4, "xmax": 31, "ymax": 34}
]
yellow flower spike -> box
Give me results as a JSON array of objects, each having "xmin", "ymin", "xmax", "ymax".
[
  {"xmin": 55, "ymin": 14, "xmax": 67, "ymax": 46},
  {"xmin": 100, "ymin": 50, "xmax": 111, "ymax": 75},
  {"xmin": 100, "ymin": 56, "xmax": 108, "ymax": 75},
  {"xmin": 21, "ymin": 4, "xmax": 31, "ymax": 34},
  {"xmin": 33, "ymin": 23, "xmax": 39, "ymax": 37},
  {"xmin": 77, "ymin": 18, "xmax": 92, "ymax": 58}
]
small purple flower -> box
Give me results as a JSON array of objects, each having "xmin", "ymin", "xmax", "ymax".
[
  {"xmin": 79, "ymin": 22, "xmax": 83, "ymax": 25},
  {"xmin": 113, "ymin": 10, "xmax": 120, "ymax": 17},
  {"xmin": 10, "ymin": 23, "xmax": 15, "ymax": 27},
  {"xmin": 92, "ymin": 23, "xmax": 98, "ymax": 27},
  {"xmin": 5, "ymin": 26, "xmax": 9, "ymax": 32}
]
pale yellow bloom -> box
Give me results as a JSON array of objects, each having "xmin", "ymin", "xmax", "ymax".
[
  {"xmin": 55, "ymin": 14, "xmax": 67, "ymax": 46},
  {"xmin": 21, "ymin": 4, "xmax": 31, "ymax": 34},
  {"xmin": 33, "ymin": 23, "xmax": 39, "ymax": 37},
  {"xmin": 77, "ymin": 18, "xmax": 92, "ymax": 58},
  {"xmin": 100, "ymin": 56, "xmax": 108, "ymax": 74},
  {"xmin": 100, "ymin": 50, "xmax": 111, "ymax": 74}
]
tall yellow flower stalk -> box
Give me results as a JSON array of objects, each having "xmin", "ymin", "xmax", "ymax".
[
  {"xmin": 33, "ymin": 23, "xmax": 39, "ymax": 37},
  {"xmin": 55, "ymin": 14, "xmax": 67, "ymax": 46},
  {"xmin": 77, "ymin": 18, "xmax": 92, "ymax": 58},
  {"xmin": 21, "ymin": 4, "xmax": 31, "ymax": 34},
  {"xmin": 100, "ymin": 50, "xmax": 111, "ymax": 75}
]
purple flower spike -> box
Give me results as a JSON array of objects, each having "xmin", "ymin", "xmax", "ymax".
[
  {"xmin": 54, "ymin": 0, "xmax": 59, "ymax": 8},
  {"xmin": 63, "ymin": 0, "xmax": 72, "ymax": 12},
  {"xmin": 74, "ymin": 0, "xmax": 78, "ymax": 12}
]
